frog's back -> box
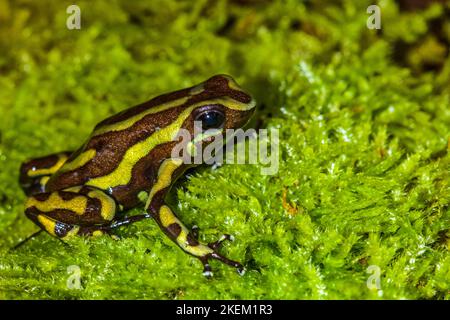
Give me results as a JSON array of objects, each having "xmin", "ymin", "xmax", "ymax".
[{"xmin": 44, "ymin": 91, "xmax": 192, "ymax": 206}]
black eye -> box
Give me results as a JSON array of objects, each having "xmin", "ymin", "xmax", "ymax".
[{"xmin": 195, "ymin": 110, "xmax": 225, "ymax": 130}]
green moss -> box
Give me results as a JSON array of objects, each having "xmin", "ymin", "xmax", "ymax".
[{"xmin": 0, "ymin": 0, "xmax": 449, "ymax": 299}]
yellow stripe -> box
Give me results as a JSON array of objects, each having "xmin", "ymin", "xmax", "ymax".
[
  {"xmin": 39, "ymin": 176, "xmax": 50, "ymax": 187},
  {"xmin": 223, "ymin": 75, "xmax": 242, "ymax": 91},
  {"xmin": 65, "ymin": 186, "xmax": 82, "ymax": 192},
  {"xmin": 59, "ymin": 149, "xmax": 96, "ymax": 173},
  {"xmin": 87, "ymin": 189, "xmax": 116, "ymax": 221},
  {"xmin": 189, "ymin": 84, "xmax": 204, "ymax": 95},
  {"xmin": 27, "ymin": 192, "xmax": 88, "ymax": 215},
  {"xmin": 27, "ymin": 153, "xmax": 68, "ymax": 177},
  {"xmin": 37, "ymin": 215, "xmax": 57, "ymax": 236},
  {"xmin": 145, "ymin": 158, "xmax": 182, "ymax": 209},
  {"xmin": 92, "ymin": 97, "xmax": 189, "ymax": 136},
  {"xmin": 211, "ymin": 97, "xmax": 255, "ymax": 111},
  {"xmin": 159, "ymin": 205, "xmax": 179, "ymax": 228}
]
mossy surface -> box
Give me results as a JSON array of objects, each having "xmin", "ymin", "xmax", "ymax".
[{"xmin": 0, "ymin": 0, "xmax": 449, "ymax": 299}]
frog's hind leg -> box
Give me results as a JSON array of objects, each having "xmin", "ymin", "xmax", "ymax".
[
  {"xmin": 24, "ymin": 186, "xmax": 117, "ymax": 239},
  {"xmin": 19, "ymin": 151, "xmax": 72, "ymax": 196}
]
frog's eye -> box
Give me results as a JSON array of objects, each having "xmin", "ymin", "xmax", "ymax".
[{"xmin": 195, "ymin": 110, "xmax": 225, "ymax": 130}]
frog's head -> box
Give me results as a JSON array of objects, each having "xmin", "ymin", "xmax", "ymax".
[
  {"xmin": 189, "ymin": 74, "xmax": 256, "ymax": 131},
  {"xmin": 180, "ymin": 74, "xmax": 256, "ymax": 140},
  {"xmin": 169, "ymin": 74, "xmax": 256, "ymax": 160}
]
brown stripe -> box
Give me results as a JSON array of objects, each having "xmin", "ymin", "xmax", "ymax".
[
  {"xmin": 25, "ymin": 206, "xmax": 42, "ymax": 225},
  {"xmin": 79, "ymin": 186, "xmax": 92, "ymax": 195},
  {"xmin": 166, "ymin": 223, "xmax": 182, "ymax": 238},
  {"xmin": 227, "ymin": 89, "xmax": 252, "ymax": 104},
  {"xmin": 94, "ymin": 88, "xmax": 191, "ymax": 127},
  {"xmin": 33, "ymin": 192, "xmax": 51, "ymax": 202},
  {"xmin": 58, "ymin": 190, "xmax": 79, "ymax": 201},
  {"xmin": 144, "ymin": 188, "xmax": 167, "ymax": 214},
  {"xmin": 84, "ymin": 197, "xmax": 109, "ymax": 223}
]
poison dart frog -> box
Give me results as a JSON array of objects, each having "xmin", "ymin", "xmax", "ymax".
[{"xmin": 19, "ymin": 75, "xmax": 256, "ymax": 276}]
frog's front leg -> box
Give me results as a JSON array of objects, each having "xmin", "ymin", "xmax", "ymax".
[
  {"xmin": 154, "ymin": 204, "xmax": 243, "ymax": 276},
  {"xmin": 145, "ymin": 159, "xmax": 244, "ymax": 276}
]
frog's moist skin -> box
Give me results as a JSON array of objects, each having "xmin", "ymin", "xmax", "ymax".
[{"xmin": 19, "ymin": 74, "xmax": 256, "ymax": 276}]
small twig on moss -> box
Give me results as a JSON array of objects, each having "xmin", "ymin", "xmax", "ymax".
[{"xmin": 282, "ymin": 187, "xmax": 298, "ymax": 216}]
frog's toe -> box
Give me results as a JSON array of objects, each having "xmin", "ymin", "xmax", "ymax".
[
  {"xmin": 202, "ymin": 263, "xmax": 213, "ymax": 278},
  {"xmin": 201, "ymin": 262, "xmax": 245, "ymax": 277},
  {"xmin": 208, "ymin": 234, "xmax": 234, "ymax": 250}
]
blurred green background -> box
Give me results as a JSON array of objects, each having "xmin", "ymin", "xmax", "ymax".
[{"xmin": 0, "ymin": 0, "xmax": 449, "ymax": 299}]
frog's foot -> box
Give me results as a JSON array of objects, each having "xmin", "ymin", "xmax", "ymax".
[
  {"xmin": 208, "ymin": 234, "xmax": 235, "ymax": 250},
  {"xmin": 200, "ymin": 234, "xmax": 245, "ymax": 277}
]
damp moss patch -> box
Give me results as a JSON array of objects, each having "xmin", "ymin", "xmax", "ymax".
[{"xmin": 0, "ymin": 0, "xmax": 449, "ymax": 299}]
